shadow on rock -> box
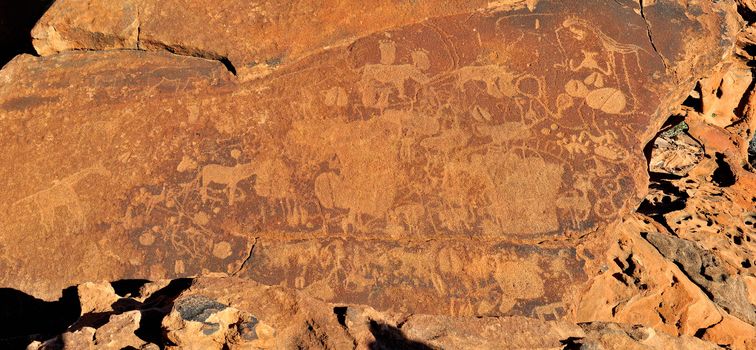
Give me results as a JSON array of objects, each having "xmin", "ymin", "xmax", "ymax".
[
  {"xmin": 70, "ymin": 278, "xmax": 194, "ymax": 346},
  {"xmin": 0, "ymin": 287, "xmax": 80, "ymax": 349},
  {"xmin": 17, "ymin": 278, "xmax": 194, "ymax": 349},
  {"xmin": 368, "ymin": 320, "xmax": 434, "ymax": 350},
  {"xmin": 136, "ymin": 278, "xmax": 193, "ymax": 345},
  {"xmin": 0, "ymin": 0, "xmax": 54, "ymax": 67}
]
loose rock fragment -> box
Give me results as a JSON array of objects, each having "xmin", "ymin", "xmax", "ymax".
[
  {"xmin": 650, "ymin": 125, "xmax": 704, "ymax": 176},
  {"xmin": 24, "ymin": 277, "xmax": 734, "ymax": 350}
]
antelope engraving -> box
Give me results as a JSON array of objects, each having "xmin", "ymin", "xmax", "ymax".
[{"xmin": 198, "ymin": 162, "xmax": 256, "ymax": 205}]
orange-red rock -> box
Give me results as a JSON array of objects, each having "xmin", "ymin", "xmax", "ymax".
[
  {"xmin": 2, "ymin": 0, "xmax": 756, "ymax": 348},
  {"xmin": 0, "ymin": 0, "xmax": 742, "ymax": 317},
  {"xmin": 31, "ymin": 0, "xmax": 492, "ymax": 79},
  {"xmin": 27, "ymin": 276, "xmax": 736, "ymax": 350}
]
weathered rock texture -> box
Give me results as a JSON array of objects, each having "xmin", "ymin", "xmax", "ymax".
[
  {"xmin": 1, "ymin": 0, "xmax": 755, "ymax": 349},
  {"xmin": 27, "ymin": 277, "xmax": 730, "ymax": 350}
]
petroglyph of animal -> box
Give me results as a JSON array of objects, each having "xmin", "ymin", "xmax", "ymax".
[
  {"xmin": 291, "ymin": 114, "xmax": 403, "ymax": 232},
  {"xmin": 455, "ymin": 65, "xmax": 519, "ymax": 98},
  {"xmin": 357, "ymin": 39, "xmax": 431, "ymax": 107},
  {"xmin": 484, "ymin": 153, "xmax": 564, "ymax": 234},
  {"xmin": 555, "ymin": 17, "xmax": 641, "ymax": 115},
  {"xmin": 360, "ymin": 64, "xmax": 430, "ymax": 102},
  {"xmin": 198, "ymin": 162, "xmax": 256, "ymax": 205},
  {"xmin": 13, "ymin": 164, "xmax": 111, "ymax": 233},
  {"xmin": 533, "ymin": 302, "xmax": 566, "ymax": 321}
]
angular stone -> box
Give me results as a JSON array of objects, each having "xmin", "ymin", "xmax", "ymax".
[
  {"xmin": 76, "ymin": 282, "xmax": 120, "ymax": 315},
  {"xmin": 163, "ymin": 298, "xmax": 247, "ymax": 350},
  {"xmin": 31, "ymin": 0, "xmax": 140, "ymax": 56},
  {"xmin": 93, "ymin": 311, "xmax": 147, "ymax": 350},
  {"xmin": 0, "ymin": 0, "xmax": 740, "ymax": 319},
  {"xmin": 27, "ymin": 276, "xmax": 733, "ymax": 350},
  {"xmin": 576, "ymin": 215, "xmax": 727, "ymax": 336},
  {"xmin": 30, "ymin": 312, "xmax": 155, "ymax": 350},
  {"xmin": 649, "ymin": 128, "xmax": 703, "ymax": 176},
  {"xmin": 399, "ymin": 314, "xmax": 583, "ymax": 349},
  {"xmin": 163, "ymin": 277, "xmax": 354, "ymax": 349},
  {"xmin": 644, "ymin": 230, "xmax": 756, "ymax": 325},
  {"xmin": 574, "ymin": 322, "xmax": 721, "ymax": 350}
]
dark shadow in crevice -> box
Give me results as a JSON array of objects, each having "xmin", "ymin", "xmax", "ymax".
[
  {"xmin": 646, "ymin": 171, "xmax": 685, "ymax": 181},
  {"xmin": 141, "ymin": 278, "xmax": 193, "ymax": 308},
  {"xmin": 136, "ymin": 308, "xmax": 169, "ymax": 347},
  {"xmin": 218, "ymin": 57, "xmax": 237, "ymax": 75},
  {"xmin": 637, "ymin": 179, "xmax": 688, "ymax": 213},
  {"xmin": 333, "ymin": 306, "xmax": 348, "ymax": 328},
  {"xmin": 693, "ymin": 326, "xmax": 708, "ymax": 338},
  {"xmin": 111, "ymin": 279, "xmax": 150, "ymax": 298},
  {"xmin": 734, "ymin": 69, "xmax": 756, "ymax": 121},
  {"xmin": 0, "ymin": 0, "xmax": 54, "ymax": 68},
  {"xmin": 560, "ymin": 336, "xmax": 584, "ymax": 350},
  {"xmin": 0, "ymin": 287, "xmax": 81, "ymax": 349},
  {"xmin": 737, "ymin": 3, "xmax": 756, "ymax": 25},
  {"xmin": 748, "ymin": 131, "xmax": 756, "ymax": 169},
  {"xmin": 135, "ymin": 278, "xmax": 193, "ymax": 346},
  {"xmin": 682, "ymin": 83, "xmax": 703, "ymax": 112},
  {"xmin": 637, "ymin": 175, "xmax": 689, "ymax": 235},
  {"xmin": 712, "ymin": 153, "xmax": 736, "ymax": 187},
  {"xmin": 368, "ymin": 320, "xmax": 434, "ymax": 350},
  {"xmin": 642, "ymin": 113, "xmax": 687, "ymax": 167},
  {"xmin": 69, "ymin": 311, "xmax": 113, "ymax": 332}
]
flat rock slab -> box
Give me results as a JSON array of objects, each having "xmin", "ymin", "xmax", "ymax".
[
  {"xmin": 244, "ymin": 238, "xmax": 586, "ymax": 317},
  {"xmin": 0, "ymin": 0, "xmax": 739, "ymax": 317},
  {"xmin": 30, "ymin": 0, "xmax": 492, "ymax": 76}
]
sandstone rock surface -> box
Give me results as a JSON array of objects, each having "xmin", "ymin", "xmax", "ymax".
[
  {"xmin": 25, "ymin": 277, "xmax": 735, "ymax": 350},
  {"xmin": 0, "ymin": 0, "xmax": 737, "ymax": 304},
  {"xmin": 1, "ymin": 0, "xmax": 755, "ymax": 349}
]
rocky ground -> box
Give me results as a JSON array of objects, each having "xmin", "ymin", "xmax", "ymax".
[{"xmin": 0, "ymin": 0, "xmax": 755, "ymax": 349}]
